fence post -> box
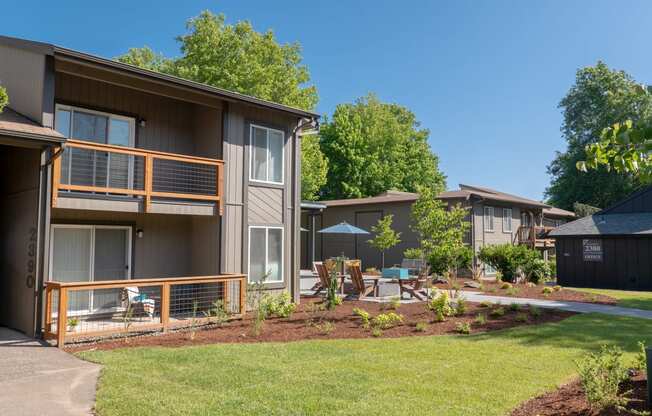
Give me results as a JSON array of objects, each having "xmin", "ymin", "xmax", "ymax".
[
  {"xmin": 161, "ymin": 282, "xmax": 170, "ymax": 332},
  {"xmin": 217, "ymin": 163, "xmax": 224, "ymax": 216},
  {"xmin": 56, "ymin": 287, "xmax": 68, "ymax": 348},
  {"xmin": 239, "ymin": 277, "xmax": 246, "ymax": 316},
  {"xmin": 145, "ymin": 155, "xmax": 153, "ymax": 213},
  {"xmin": 44, "ymin": 285, "xmax": 53, "ymax": 338}
]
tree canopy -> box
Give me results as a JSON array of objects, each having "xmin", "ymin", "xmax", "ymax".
[
  {"xmin": 116, "ymin": 11, "xmax": 318, "ymax": 111},
  {"xmin": 301, "ymin": 134, "xmax": 328, "ymax": 201},
  {"xmin": 545, "ymin": 62, "xmax": 650, "ymax": 210},
  {"xmin": 0, "ymin": 85, "xmax": 7, "ymax": 113},
  {"xmin": 319, "ymin": 93, "xmax": 445, "ymax": 199}
]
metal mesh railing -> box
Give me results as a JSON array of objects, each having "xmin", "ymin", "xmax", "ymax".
[
  {"xmin": 153, "ymin": 158, "xmax": 217, "ymax": 196},
  {"xmin": 60, "ymin": 147, "xmax": 145, "ymax": 192},
  {"xmin": 44, "ymin": 275, "xmax": 245, "ymax": 346}
]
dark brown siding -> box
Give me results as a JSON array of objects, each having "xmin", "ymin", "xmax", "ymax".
[{"xmin": 556, "ymin": 236, "xmax": 652, "ymax": 290}]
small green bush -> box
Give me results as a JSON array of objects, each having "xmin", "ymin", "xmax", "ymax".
[
  {"xmin": 509, "ymin": 302, "xmax": 520, "ymax": 312},
  {"xmin": 505, "ymin": 287, "xmax": 519, "ymax": 296},
  {"xmin": 314, "ymin": 320, "xmax": 335, "ymax": 335},
  {"xmin": 372, "ymin": 312, "xmax": 404, "ymax": 330},
  {"xmin": 390, "ymin": 296, "xmax": 401, "ymax": 310},
  {"xmin": 455, "ymin": 322, "xmax": 471, "ymax": 334},
  {"xmin": 371, "ymin": 327, "xmax": 383, "ymax": 337},
  {"xmin": 352, "ymin": 307, "xmax": 371, "ymax": 328},
  {"xmin": 500, "ymin": 282, "xmax": 512, "ymax": 290},
  {"xmin": 427, "ymin": 291, "xmax": 454, "ymax": 318},
  {"xmin": 553, "ymin": 285, "xmax": 562, "ymax": 292},
  {"xmin": 576, "ymin": 345, "xmax": 629, "ymax": 411},
  {"xmin": 264, "ymin": 292, "xmax": 297, "ymax": 318},
  {"xmin": 634, "ymin": 341, "xmax": 647, "ymax": 371},
  {"xmin": 474, "ymin": 313, "xmax": 487, "ymax": 325},
  {"xmin": 454, "ymin": 297, "xmax": 467, "ymax": 316},
  {"xmin": 522, "ymin": 258, "xmax": 551, "ymax": 284},
  {"xmin": 415, "ymin": 322, "xmax": 428, "ymax": 332},
  {"xmin": 479, "ymin": 300, "xmax": 492, "ymax": 308},
  {"xmin": 489, "ymin": 307, "xmax": 505, "ymax": 318},
  {"xmin": 515, "ymin": 312, "xmax": 528, "ymax": 323},
  {"xmin": 542, "ymin": 286, "xmax": 553, "ymax": 295},
  {"xmin": 478, "ymin": 244, "xmax": 541, "ymax": 283}
]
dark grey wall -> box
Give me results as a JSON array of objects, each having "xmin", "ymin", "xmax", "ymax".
[
  {"xmin": 0, "ymin": 145, "xmax": 42, "ymax": 335},
  {"xmin": 603, "ymin": 186, "xmax": 652, "ymax": 215}
]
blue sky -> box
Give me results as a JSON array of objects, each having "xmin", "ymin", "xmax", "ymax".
[{"xmin": 4, "ymin": 1, "xmax": 652, "ymax": 201}]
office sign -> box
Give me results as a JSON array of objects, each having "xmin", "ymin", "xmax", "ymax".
[{"xmin": 583, "ymin": 239, "xmax": 603, "ymax": 262}]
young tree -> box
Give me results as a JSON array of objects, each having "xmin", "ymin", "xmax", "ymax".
[
  {"xmin": 115, "ymin": 11, "xmax": 318, "ymax": 111},
  {"xmin": 0, "ymin": 86, "xmax": 8, "ymax": 113},
  {"xmin": 410, "ymin": 186, "xmax": 470, "ymax": 276},
  {"xmin": 546, "ymin": 62, "xmax": 650, "ymax": 210},
  {"xmin": 573, "ymin": 201, "xmax": 601, "ymax": 217},
  {"xmin": 301, "ymin": 134, "xmax": 328, "ymax": 201},
  {"xmin": 320, "ymin": 93, "xmax": 446, "ymax": 199},
  {"xmin": 367, "ymin": 215, "xmax": 401, "ymax": 268}
]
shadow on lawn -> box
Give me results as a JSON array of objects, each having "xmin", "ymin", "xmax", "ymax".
[{"xmin": 466, "ymin": 313, "xmax": 652, "ymax": 353}]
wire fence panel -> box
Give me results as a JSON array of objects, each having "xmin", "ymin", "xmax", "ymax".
[
  {"xmin": 60, "ymin": 147, "xmax": 145, "ymax": 192},
  {"xmin": 153, "ymin": 159, "xmax": 217, "ymax": 196}
]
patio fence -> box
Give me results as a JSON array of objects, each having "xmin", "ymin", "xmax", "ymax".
[{"xmin": 44, "ymin": 274, "xmax": 246, "ymax": 347}]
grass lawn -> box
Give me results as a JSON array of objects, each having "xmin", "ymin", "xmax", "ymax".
[
  {"xmin": 571, "ymin": 287, "xmax": 652, "ymax": 311},
  {"xmin": 80, "ymin": 314, "xmax": 652, "ymax": 416}
]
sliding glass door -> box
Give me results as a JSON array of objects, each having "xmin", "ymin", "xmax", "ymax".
[{"xmin": 50, "ymin": 225, "xmax": 131, "ymax": 314}]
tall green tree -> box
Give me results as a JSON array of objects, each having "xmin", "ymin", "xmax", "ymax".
[
  {"xmin": 0, "ymin": 85, "xmax": 8, "ymax": 113},
  {"xmin": 301, "ymin": 134, "xmax": 328, "ymax": 200},
  {"xmin": 410, "ymin": 186, "xmax": 469, "ymax": 276},
  {"xmin": 320, "ymin": 93, "xmax": 445, "ymax": 199},
  {"xmin": 368, "ymin": 215, "xmax": 401, "ymax": 268},
  {"xmin": 545, "ymin": 62, "xmax": 651, "ymax": 210},
  {"xmin": 115, "ymin": 11, "xmax": 318, "ymax": 111}
]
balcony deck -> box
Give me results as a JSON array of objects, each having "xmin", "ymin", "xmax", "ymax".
[
  {"xmin": 514, "ymin": 225, "xmax": 556, "ymax": 248},
  {"xmin": 44, "ymin": 274, "xmax": 246, "ymax": 347},
  {"xmin": 52, "ymin": 140, "xmax": 224, "ymax": 215}
]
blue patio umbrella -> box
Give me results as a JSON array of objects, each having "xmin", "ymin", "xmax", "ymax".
[{"xmin": 317, "ymin": 221, "xmax": 370, "ymax": 235}]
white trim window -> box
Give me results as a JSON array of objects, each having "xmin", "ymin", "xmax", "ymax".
[
  {"xmin": 249, "ymin": 124, "xmax": 285, "ymax": 185},
  {"xmin": 55, "ymin": 104, "xmax": 136, "ymax": 147},
  {"xmin": 483, "ymin": 206, "xmax": 494, "ymax": 232},
  {"xmin": 248, "ymin": 226, "xmax": 284, "ymax": 283},
  {"xmin": 502, "ymin": 208, "xmax": 513, "ymax": 233},
  {"xmin": 484, "ymin": 263, "xmax": 497, "ymax": 275}
]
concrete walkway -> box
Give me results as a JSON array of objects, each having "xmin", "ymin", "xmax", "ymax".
[
  {"xmin": 461, "ymin": 291, "xmax": 652, "ymax": 320},
  {"xmin": 0, "ymin": 327, "xmax": 100, "ymax": 416}
]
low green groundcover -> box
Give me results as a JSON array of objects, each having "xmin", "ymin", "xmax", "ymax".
[
  {"xmin": 80, "ymin": 314, "xmax": 652, "ymax": 416},
  {"xmin": 572, "ymin": 287, "xmax": 652, "ymax": 311}
]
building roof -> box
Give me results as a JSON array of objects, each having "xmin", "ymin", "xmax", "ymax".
[
  {"xmin": 0, "ymin": 35, "xmax": 319, "ymax": 119},
  {"xmin": 0, "ymin": 108, "xmax": 65, "ymax": 142},
  {"xmin": 440, "ymin": 184, "xmax": 551, "ymax": 209},
  {"xmin": 321, "ymin": 190, "xmax": 419, "ymax": 207},
  {"xmin": 543, "ymin": 206, "xmax": 576, "ymax": 219},
  {"xmin": 549, "ymin": 212, "xmax": 652, "ymax": 237}
]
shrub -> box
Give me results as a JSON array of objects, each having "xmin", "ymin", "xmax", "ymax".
[
  {"xmin": 634, "ymin": 341, "xmax": 647, "ymax": 372},
  {"xmin": 427, "ymin": 291, "xmax": 454, "ymax": 318},
  {"xmin": 474, "ymin": 313, "xmax": 487, "ymax": 325},
  {"xmin": 404, "ymin": 247, "xmax": 425, "ymax": 260},
  {"xmin": 515, "ymin": 312, "xmax": 528, "ymax": 323},
  {"xmin": 371, "ymin": 327, "xmax": 383, "ymax": 337},
  {"xmin": 542, "ymin": 286, "xmax": 553, "ymax": 295},
  {"xmin": 478, "ymin": 244, "xmax": 540, "ymax": 282},
  {"xmin": 390, "ymin": 296, "xmax": 401, "ymax": 310},
  {"xmin": 415, "ymin": 322, "xmax": 428, "ymax": 332},
  {"xmin": 372, "ymin": 312, "xmax": 404, "ymax": 330},
  {"xmin": 314, "ymin": 321, "xmax": 335, "ymax": 335},
  {"xmin": 204, "ymin": 299, "xmax": 229, "ymax": 325},
  {"xmin": 352, "ymin": 307, "xmax": 371, "ymax": 328},
  {"xmin": 500, "ymin": 282, "xmax": 512, "ymax": 290},
  {"xmin": 454, "ymin": 297, "xmax": 467, "ymax": 316},
  {"xmin": 489, "ymin": 307, "xmax": 505, "ymax": 318},
  {"xmin": 548, "ymin": 258, "xmax": 557, "ymax": 278},
  {"xmin": 576, "ymin": 345, "xmax": 629, "ymax": 411},
  {"xmin": 509, "ymin": 302, "xmax": 520, "ymax": 312},
  {"xmin": 505, "ymin": 287, "xmax": 519, "ymax": 296},
  {"xmin": 479, "ymin": 300, "xmax": 492, "ymax": 308},
  {"xmin": 553, "ymin": 285, "xmax": 562, "ymax": 292},
  {"xmin": 522, "ymin": 258, "xmax": 551, "ymax": 284},
  {"xmin": 529, "ymin": 305, "xmax": 542, "ymax": 318},
  {"xmin": 264, "ymin": 292, "xmax": 297, "ymax": 318},
  {"xmin": 455, "ymin": 322, "xmax": 471, "ymax": 334}
]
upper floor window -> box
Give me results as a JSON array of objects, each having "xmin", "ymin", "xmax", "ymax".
[
  {"xmin": 250, "ymin": 124, "xmax": 284, "ymax": 185},
  {"xmin": 55, "ymin": 104, "xmax": 135, "ymax": 147},
  {"xmin": 483, "ymin": 206, "xmax": 494, "ymax": 231},
  {"xmin": 502, "ymin": 208, "xmax": 513, "ymax": 233}
]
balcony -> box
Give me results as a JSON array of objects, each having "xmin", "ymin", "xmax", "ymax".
[
  {"xmin": 52, "ymin": 140, "xmax": 224, "ymax": 215},
  {"xmin": 44, "ymin": 274, "xmax": 246, "ymax": 347},
  {"xmin": 514, "ymin": 225, "xmax": 556, "ymax": 248}
]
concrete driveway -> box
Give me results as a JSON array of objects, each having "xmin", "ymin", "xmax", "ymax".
[{"xmin": 0, "ymin": 327, "xmax": 100, "ymax": 416}]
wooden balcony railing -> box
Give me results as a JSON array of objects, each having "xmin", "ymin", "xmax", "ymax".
[
  {"xmin": 44, "ymin": 274, "xmax": 246, "ymax": 347},
  {"xmin": 514, "ymin": 225, "xmax": 556, "ymax": 247},
  {"xmin": 52, "ymin": 139, "xmax": 225, "ymax": 215}
]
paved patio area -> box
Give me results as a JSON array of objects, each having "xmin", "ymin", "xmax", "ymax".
[{"xmin": 0, "ymin": 327, "xmax": 100, "ymax": 416}]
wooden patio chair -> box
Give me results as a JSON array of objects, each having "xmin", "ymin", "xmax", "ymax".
[
  {"xmin": 312, "ymin": 263, "xmax": 342, "ymax": 295},
  {"xmin": 349, "ymin": 264, "xmax": 380, "ymax": 300},
  {"xmin": 398, "ymin": 265, "xmax": 431, "ymax": 301}
]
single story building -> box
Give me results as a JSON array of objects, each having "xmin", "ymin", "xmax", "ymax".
[{"xmin": 550, "ymin": 186, "xmax": 652, "ymax": 291}]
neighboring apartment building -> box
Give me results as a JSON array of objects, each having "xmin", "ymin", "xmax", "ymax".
[
  {"xmin": 301, "ymin": 186, "xmax": 575, "ymax": 275},
  {"xmin": 0, "ymin": 35, "xmax": 318, "ymax": 341}
]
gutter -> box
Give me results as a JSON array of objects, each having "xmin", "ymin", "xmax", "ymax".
[{"xmin": 0, "ymin": 128, "xmax": 66, "ymax": 144}]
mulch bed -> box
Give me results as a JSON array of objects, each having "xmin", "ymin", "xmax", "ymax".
[
  {"xmin": 64, "ymin": 296, "xmax": 574, "ymax": 352},
  {"xmin": 435, "ymin": 279, "xmax": 618, "ymax": 305},
  {"xmin": 511, "ymin": 371, "xmax": 649, "ymax": 416}
]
